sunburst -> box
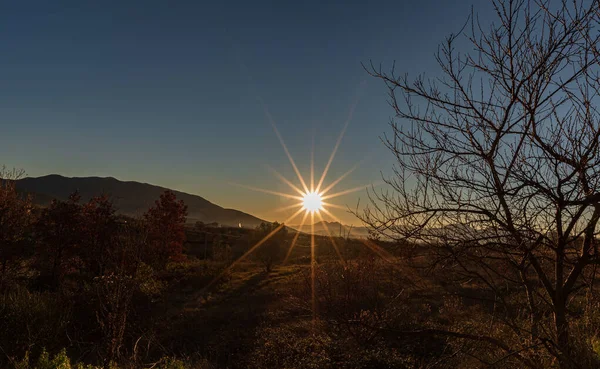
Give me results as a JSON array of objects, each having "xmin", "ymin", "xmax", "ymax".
[{"xmin": 206, "ymin": 95, "xmax": 373, "ymax": 325}]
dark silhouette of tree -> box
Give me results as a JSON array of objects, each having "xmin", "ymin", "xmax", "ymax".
[
  {"xmin": 35, "ymin": 191, "xmax": 83, "ymax": 289},
  {"xmin": 144, "ymin": 190, "xmax": 187, "ymax": 269},
  {"xmin": 81, "ymin": 195, "xmax": 119, "ymax": 278},
  {"xmin": 93, "ymin": 219, "xmax": 147, "ymax": 367},
  {"xmin": 0, "ymin": 167, "xmax": 33, "ymax": 288},
  {"xmin": 361, "ymin": 0, "xmax": 600, "ymax": 367},
  {"xmin": 253, "ymin": 221, "xmax": 287, "ymax": 272}
]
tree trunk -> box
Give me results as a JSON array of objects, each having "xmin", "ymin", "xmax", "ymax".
[{"xmin": 554, "ymin": 299, "xmax": 573, "ymax": 369}]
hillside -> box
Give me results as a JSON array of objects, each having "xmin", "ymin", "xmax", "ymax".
[{"xmin": 16, "ymin": 175, "xmax": 265, "ymax": 227}]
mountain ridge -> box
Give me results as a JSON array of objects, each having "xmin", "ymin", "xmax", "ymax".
[{"xmin": 15, "ymin": 174, "xmax": 265, "ymax": 228}]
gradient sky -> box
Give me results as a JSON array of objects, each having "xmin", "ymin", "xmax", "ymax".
[{"xmin": 0, "ymin": 0, "xmax": 494, "ymax": 225}]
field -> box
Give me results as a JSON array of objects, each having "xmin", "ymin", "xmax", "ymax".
[
  {"xmin": 0, "ymin": 216, "xmax": 450, "ymax": 369},
  {"xmin": 3, "ymin": 208, "xmax": 600, "ymax": 369}
]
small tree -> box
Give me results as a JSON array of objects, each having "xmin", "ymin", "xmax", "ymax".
[
  {"xmin": 253, "ymin": 221, "xmax": 287, "ymax": 272},
  {"xmin": 81, "ymin": 195, "xmax": 119, "ymax": 278},
  {"xmin": 35, "ymin": 191, "xmax": 83, "ymax": 289},
  {"xmin": 144, "ymin": 190, "xmax": 187, "ymax": 269}
]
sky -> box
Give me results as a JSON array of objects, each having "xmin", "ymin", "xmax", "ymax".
[{"xmin": 0, "ymin": 0, "xmax": 495, "ymax": 225}]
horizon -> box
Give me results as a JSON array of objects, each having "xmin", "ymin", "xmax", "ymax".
[
  {"xmin": 2, "ymin": 0, "xmax": 599, "ymax": 367},
  {"xmin": 0, "ymin": 0, "xmax": 493, "ymax": 225},
  {"xmin": 18, "ymin": 172, "xmax": 369, "ymax": 227}
]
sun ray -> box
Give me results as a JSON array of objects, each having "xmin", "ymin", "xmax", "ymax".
[
  {"xmin": 317, "ymin": 211, "xmax": 345, "ymax": 265},
  {"xmin": 359, "ymin": 238, "xmax": 395, "ymax": 264},
  {"xmin": 240, "ymin": 67, "xmax": 309, "ymax": 194},
  {"xmin": 315, "ymin": 122, "xmax": 349, "ymax": 194},
  {"xmin": 311, "ymin": 135, "xmax": 315, "ymax": 193},
  {"xmin": 265, "ymin": 165, "xmax": 305, "ymax": 197},
  {"xmin": 311, "ymin": 211, "xmax": 316, "ymax": 325},
  {"xmin": 229, "ymin": 182, "xmax": 303, "ymax": 201},
  {"xmin": 319, "ymin": 207, "xmax": 344, "ymax": 225},
  {"xmin": 321, "ymin": 184, "xmax": 371, "ymax": 201},
  {"xmin": 319, "ymin": 162, "xmax": 361, "ymax": 196},
  {"xmin": 202, "ymin": 208, "xmax": 304, "ymax": 292},
  {"xmin": 273, "ymin": 203, "xmax": 304, "ymax": 213},
  {"xmin": 320, "ymin": 201, "xmax": 349, "ymax": 211},
  {"xmin": 283, "ymin": 211, "xmax": 309, "ymax": 265},
  {"xmin": 315, "ymin": 92, "xmax": 361, "ymax": 193},
  {"xmin": 357, "ymin": 239, "xmax": 409, "ymax": 276},
  {"xmin": 268, "ymin": 118, "xmax": 310, "ymax": 194},
  {"xmin": 235, "ymin": 80, "xmax": 370, "ymax": 325}
]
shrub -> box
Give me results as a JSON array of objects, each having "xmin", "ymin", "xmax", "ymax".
[
  {"xmin": 144, "ymin": 191, "xmax": 188, "ymax": 270},
  {"xmin": 252, "ymin": 222, "xmax": 287, "ymax": 273},
  {"xmin": 13, "ymin": 349, "xmax": 199, "ymax": 369},
  {"xmin": 248, "ymin": 321, "xmax": 416, "ymax": 369},
  {"xmin": 300, "ymin": 258, "xmax": 405, "ymax": 344},
  {"xmin": 0, "ymin": 287, "xmax": 71, "ymax": 361}
]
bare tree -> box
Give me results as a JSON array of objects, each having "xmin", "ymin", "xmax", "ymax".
[{"xmin": 361, "ymin": 0, "xmax": 600, "ymax": 367}]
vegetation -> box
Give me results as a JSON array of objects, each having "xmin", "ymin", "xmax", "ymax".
[
  {"xmin": 3, "ymin": 160, "xmax": 600, "ymax": 368},
  {"xmin": 360, "ymin": 0, "xmax": 600, "ymax": 367},
  {"xmin": 252, "ymin": 222, "xmax": 287, "ymax": 272},
  {"xmin": 3, "ymin": 0, "xmax": 600, "ymax": 368},
  {"xmin": 0, "ymin": 165, "xmax": 428, "ymax": 368}
]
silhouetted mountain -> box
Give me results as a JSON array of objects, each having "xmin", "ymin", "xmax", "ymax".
[
  {"xmin": 290, "ymin": 220, "xmax": 370, "ymax": 239},
  {"xmin": 16, "ymin": 175, "xmax": 265, "ymax": 227}
]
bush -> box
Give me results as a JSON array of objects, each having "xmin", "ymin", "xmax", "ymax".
[
  {"xmin": 0, "ymin": 287, "xmax": 71, "ymax": 362},
  {"xmin": 300, "ymin": 258, "xmax": 406, "ymax": 343},
  {"xmin": 252, "ymin": 222, "xmax": 287, "ymax": 273},
  {"xmin": 13, "ymin": 349, "xmax": 204, "ymax": 369},
  {"xmin": 248, "ymin": 321, "xmax": 415, "ymax": 369},
  {"xmin": 14, "ymin": 348, "xmax": 103, "ymax": 369}
]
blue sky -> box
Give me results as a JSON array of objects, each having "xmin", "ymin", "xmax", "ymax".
[{"xmin": 0, "ymin": 0, "xmax": 494, "ymax": 224}]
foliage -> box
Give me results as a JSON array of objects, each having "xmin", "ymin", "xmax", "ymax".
[
  {"xmin": 252, "ymin": 222, "xmax": 287, "ymax": 272},
  {"xmin": 0, "ymin": 287, "xmax": 71, "ymax": 362},
  {"xmin": 0, "ymin": 167, "xmax": 34, "ymax": 288},
  {"xmin": 361, "ymin": 0, "xmax": 600, "ymax": 367},
  {"xmin": 80, "ymin": 195, "xmax": 120, "ymax": 278},
  {"xmin": 13, "ymin": 348, "xmax": 194, "ymax": 369},
  {"xmin": 211, "ymin": 237, "xmax": 232, "ymax": 263},
  {"xmin": 144, "ymin": 191, "xmax": 188, "ymax": 269},
  {"xmin": 248, "ymin": 321, "xmax": 415, "ymax": 369},
  {"xmin": 35, "ymin": 192, "xmax": 83, "ymax": 289},
  {"xmin": 155, "ymin": 357, "xmax": 186, "ymax": 369},
  {"xmin": 135, "ymin": 262, "xmax": 165, "ymax": 298}
]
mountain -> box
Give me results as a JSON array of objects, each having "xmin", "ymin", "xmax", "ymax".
[
  {"xmin": 16, "ymin": 175, "xmax": 265, "ymax": 228},
  {"xmin": 290, "ymin": 220, "xmax": 370, "ymax": 239}
]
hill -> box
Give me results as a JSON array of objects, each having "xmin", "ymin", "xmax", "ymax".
[{"xmin": 16, "ymin": 174, "xmax": 265, "ymax": 227}]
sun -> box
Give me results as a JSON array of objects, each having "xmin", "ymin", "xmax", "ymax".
[
  {"xmin": 202, "ymin": 81, "xmax": 393, "ymax": 327},
  {"xmin": 302, "ymin": 191, "xmax": 323, "ymax": 213},
  {"xmin": 215, "ymin": 94, "xmax": 385, "ymax": 324}
]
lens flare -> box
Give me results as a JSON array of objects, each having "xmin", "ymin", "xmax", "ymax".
[{"xmin": 217, "ymin": 80, "xmax": 378, "ymax": 329}]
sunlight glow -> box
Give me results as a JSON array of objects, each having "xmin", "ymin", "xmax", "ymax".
[
  {"xmin": 216, "ymin": 83, "xmax": 380, "ymax": 327},
  {"xmin": 302, "ymin": 191, "xmax": 323, "ymax": 213}
]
